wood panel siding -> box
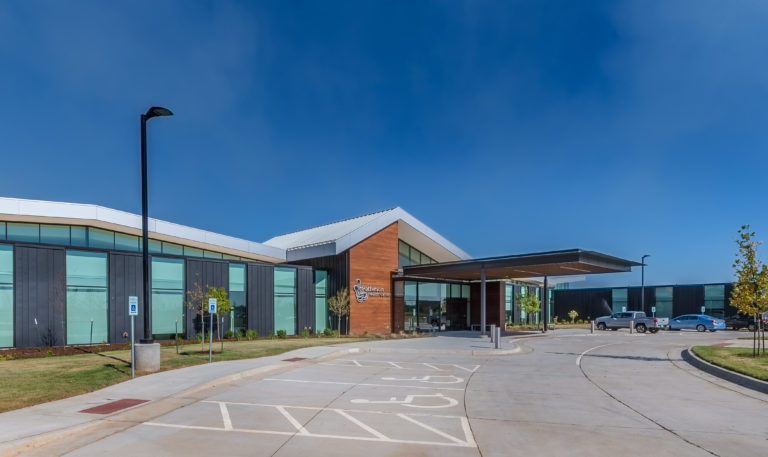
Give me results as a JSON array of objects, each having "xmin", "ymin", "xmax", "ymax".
[
  {"xmin": 470, "ymin": 282, "xmax": 504, "ymax": 328},
  {"xmin": 348, "ymin": 223, "xmax": 399, "ymax": 334}
]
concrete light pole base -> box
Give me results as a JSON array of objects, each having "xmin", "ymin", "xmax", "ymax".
[{"xmin": 134, "ymin": 343, "xmax": 161, "ymax": 372}]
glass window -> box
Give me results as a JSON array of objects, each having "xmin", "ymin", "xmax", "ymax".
[
  {"xmin": 229, "ymin": 263, "xmax": 247, "ymax": 333},
  {"xmin": 409, "ymin": 248, "xmax": 421, "ymax": 265},
  {"xmin": 162, "ymin": 242, "xmax": 183, "ymax": 256},
  {"xmin": 315, "ymin": 270, "xmax": 327, "ymax": 333},
  {"xmin": 203, "ymin": 250, "xmax": 223, "ymax": 259},
  {"xmin": 114, "ymin": 232, "xmax": 139, "ymax": 252},
  {"xmin": 184, "ymin": 246, "xmax": 204, "ymax": 258},
  {"xmin": 66, "ymin": 251, "xmax": 108, "ymax": 345},
  {"xmin": 612, "ymin": 288, "xmax": 628, "ymax": 313},
  {"xmin": 654, "ymin": 287, "xmax": 673, "ymax": 317},
  {"xmin": 40, "ymin": 224, "xmax": 70, "ymax": 245},
  {"xmin": 398, "ymin": 241, "xmax": 411, "ymax": 267},
  {"xmin": 88, "ymin": 228, "xmax": 114, "ymax": 250},
  {"xmin": 7, "ymin": 223, "xmax": 39, "ymax": 243},
  {"xmin": 274, "ymin": 267, "xmax": 297, "ymax": 335},
  {"xmin": 404, "ymin": 281, "xmax": 417, "ymax": 331},
  {"xmin": 505, "ymin": 284, "xmax": 514, "ymax": 324},
  {"xmin": 152, "ymin": 257, "xmax": 185, "ymax": 336},
  {"xmin": 0, "ymin": 245, "xmax": 13, "ymax": 347},
  {"xmin": 703, "ymin": 285, "xmax": 725, "ymax": 318},
  {"xmin": 70, "ymin": 226, "xmax": 88, "ymax": 247},
  {"xmin": 222, "ymin": 254, "xmax": 240, "ymax": 260},
  {"xmin": 0, "ymin": 222, "xmax": 5, "ymax": 240},
  {"xmin": 148, "ymin": 239, "xmax": 162, "ymax": 254}
]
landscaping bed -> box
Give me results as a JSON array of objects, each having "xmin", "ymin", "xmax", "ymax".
[{"xmin": 692, "ymin": 345, "xmax": 768, "ymax": 382}]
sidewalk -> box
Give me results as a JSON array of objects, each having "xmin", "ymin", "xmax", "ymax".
[{"xmin": 0, "ymin": 343, "xmax": 359, "ymax": 455}]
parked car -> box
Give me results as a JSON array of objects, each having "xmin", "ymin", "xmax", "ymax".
[
  {"xmin": 595, "ymin": 311, "xmax": 668, "ymax": 333},
  {"xmin": 668, "ymin": 314, "xmax": 725, "ymax": 332},
  {"xmin": 725, "ymin": 314, "xmax": 757, "ymax": 331}
]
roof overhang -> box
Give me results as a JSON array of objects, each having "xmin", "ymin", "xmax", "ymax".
[{"xmin": 401, "ymin": 249, "xmax": 638, "ymax": 281}]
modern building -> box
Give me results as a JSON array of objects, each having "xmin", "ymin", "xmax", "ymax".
[
  {"xmin": 0, "ymin": 197, "xmax": 637, "ymax": 348},
  {"xmin": 552, "ymin": 283, "xmax": 736, "ymax": 321}
]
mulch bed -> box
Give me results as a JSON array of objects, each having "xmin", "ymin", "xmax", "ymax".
[{"xmin": 0, "ymin": 340, "xmax": 197, "ymax": 360}]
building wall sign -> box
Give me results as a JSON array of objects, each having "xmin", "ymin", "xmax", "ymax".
[{"xmin": 354, "ymin": 278, "xmax": 390, "ymax": 303}]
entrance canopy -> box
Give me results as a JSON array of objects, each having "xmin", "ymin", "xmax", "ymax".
[{"xmin": 401, "ymin": 249, "xmax": 638, "ymax": 281}]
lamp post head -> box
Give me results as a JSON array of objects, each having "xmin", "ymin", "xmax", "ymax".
[
  {"xmin": 144, "ymin": 106, "xmax": 173, "ymax": 119},
  {"xmin": 641, "ymin": 254, "xmax": 650, "ymax": 265}
]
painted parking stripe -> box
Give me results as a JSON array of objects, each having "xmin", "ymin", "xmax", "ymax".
[
  {"xmin": 262, "ymin": 378, "xmax": 464, "ymax": 391},
  {"xmin": 219, "ymin": 402, "xmax": 233, "ymax": 431}
]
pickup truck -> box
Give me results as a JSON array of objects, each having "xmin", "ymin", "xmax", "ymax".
[{"xmin": 595, "ymin": 311, "xmax": 669, "ymax": 333}]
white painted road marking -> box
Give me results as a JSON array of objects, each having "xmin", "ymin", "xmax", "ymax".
[
  {"xmin": 263, "ymin": 378, "xmax": 465, "ymax": 391},
  {"xmin": 381, "ymin": 375, "xmax": 464, "ymax": 384},
  {"xmin": 576, "ymin": 343, "xmax": 615, "ymax": 366},
  {"xmin": 351, "ymin": 393, "xmax": 459, "ymax": 409},
  {"xmin": 143, "ymin": 401, "xmax": 475, "ymax": 448},
  {"xmin": 320, "ymin": 360, "xmax": 479, "ymax": 373}
]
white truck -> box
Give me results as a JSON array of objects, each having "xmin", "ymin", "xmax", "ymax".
[{"xmin": 595, "ymin": 311, "xmax": 669, "ymax": 333}]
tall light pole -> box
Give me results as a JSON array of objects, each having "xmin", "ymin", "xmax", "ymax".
[
  {"xmin": 140, "ymin": 106, "xmax": 173, "ymax": 344},
  {"xmin": 641, "ymin": 254, "xmax": 650, "ymax": 313}
]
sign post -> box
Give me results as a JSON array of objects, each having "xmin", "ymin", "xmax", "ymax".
[
  {"xmin": 128, "ymin": 296, "xmax": 138, "ymax": 379},
  {"xmin": 651, "ymin": 306, "xmax": 656, "ymax": 318},
  {"xmin": 208, "ymin": 298, "xmax": 217, "ymax": 363},
  {"xmin": 701, "ymin": 305, "xmax": 706, "ymax": 314}
]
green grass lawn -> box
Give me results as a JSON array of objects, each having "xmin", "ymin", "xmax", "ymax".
[
  {"xmin": 0, "ymin": 337, "xmax": 367, "ymax": 413},
  {"xmin": 692, "ymin": 346, "xmax": 768, "ymax": 382}
]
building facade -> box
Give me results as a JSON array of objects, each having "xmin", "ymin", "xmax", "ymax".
[{"xmin": 552, "ymin": 283, "xmax": 736, "ymax": 322}]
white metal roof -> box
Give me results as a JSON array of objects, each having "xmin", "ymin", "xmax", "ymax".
[
  {"xmin": 263, "ymin": 207, "xmax": 471, "ymax": 262},
  {"xmin": 0, "ymin": 197, "xmax": 285, "ymax": 262}
]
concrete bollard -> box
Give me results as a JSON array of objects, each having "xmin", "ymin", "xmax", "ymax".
[
  {"xmin": 630, "ymin": 320, "xmax": 634, "ymax": 334},
  {"xmin": 591, "ymin": 320, "xmax": 594, "ymax": 334},
  {"xmin": 490, "ymin": 324, "xmax": 496, "ymax": 342},
  {"xmin": 495, "ymin": 327, "xmax": 501, "ymax": 349}
]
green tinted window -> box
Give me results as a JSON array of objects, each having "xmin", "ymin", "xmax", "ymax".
[
  {"xmin": 162, "ymin": 242, "xmax": 184, "ymax": 256},
  {"xmin": 88, "ymin": 228, "xmax": 114, "ymax": 249},
  {"xmin": 70, "ymin": 226, "xmax": 88, "ymax": 247},
  {"xmin": 114, "ymin": 232, "xmax": 139, "ymax": 252},
  {"xmin": 274, "ymin": 267, "xmax": 296, "ymax": 335},
  {"xmin": 66, "ymin": 251, "xmax": 108, "ymax": 345},
  {"xmin": 315, "ymin": 270, "xmax": 327, "ymax": 332},
  {"xmin": 612, "ymin": 288, "xmax": 628, "ymax": 313},
  {"xmin": 7, "ymin": 223, "xmax": 39, "ymax": 243},
  {"xmin": 40, "ymin": 224, "xmax": 70, "ymax": 245},
  {"xmin": 229, "ymin": 263, "xmax": 247, "ymax": 333},
  {"xmin": 151, "ymin": 257, "xmax": 185, "ymax": 335},
  {"xmin": 0, "ymin": 245, "xmax": 13, "ymax": 347},
  {"xmin": 203, "ymin": 250, "xmax": 222, "ymax": 259},
  {"xmin": 184, "ymin": 247, "xmax": 204, "ymax": 258},
  {"xmin": 148, "ymin": 239, "xmax": 162, "ymax": 254},
  {"xmin": 0, "ymin": 222, "xmax": 5, "ymax": 240}
]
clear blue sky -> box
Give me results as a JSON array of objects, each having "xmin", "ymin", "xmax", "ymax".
[{"xmin": 1, "ymin": 1, "xmax": 767, "ymax": 288}]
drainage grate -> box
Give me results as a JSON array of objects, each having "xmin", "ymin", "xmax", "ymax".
[
  {"xmin": 282, "ymin": 357, "xmax": 307, "ymax": 362},
  {"xmin": 79, "ymin": 398, "xmax": 149, "ymax": 414}
]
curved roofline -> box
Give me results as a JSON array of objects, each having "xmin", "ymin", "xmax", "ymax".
[{"xmin": 0, "ymin": 196, "xmax": 285, "ymax": 262}]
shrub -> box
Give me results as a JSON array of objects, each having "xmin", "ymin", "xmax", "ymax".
[
  {"xmin": 224, "ymin": 330, "xmax": 234, "ymax": 339},
  {"xmin": 245, "ymin": 329, "xmax": 258, "ymax": 340},
  {"xmin": 276, "ymin": 329, "xmax": 287, "ymax": 339},
  {"xmin": 323, "ymin": 327, "xmax": 334, "ymax": 337},
  {"xmin": 568, "ymin": 309, "xmax": 579, "ymax": 324},
  {"xmin": 300, "ymin": 327, "xmax": 311, "ymax": 339}
]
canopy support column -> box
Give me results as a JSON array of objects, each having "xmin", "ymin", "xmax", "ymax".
[
  {"xmin": 542, "ymin": 275, "xmax": 548, "ymax": 333},
  {"xmin": 480, "ymin": 266, "xmax": 486, "ymax": 335}
]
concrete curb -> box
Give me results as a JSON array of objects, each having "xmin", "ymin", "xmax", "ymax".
[
  {"xmin": 682, "ymin": 348, "xmax": 768, "ymax": 395},
  {"xmin": 0, "ymin": 346, "xmax": 359, "ymax": 457}
]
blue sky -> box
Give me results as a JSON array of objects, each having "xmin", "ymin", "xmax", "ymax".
[{"xmin": 1, "ymin": 1, "xmax": 767, "ymax": 288}]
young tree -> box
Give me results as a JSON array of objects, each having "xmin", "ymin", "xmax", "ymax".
[
  {"xmin": 206, "ymin": 286, "xmax": 231, "ymax": 343},
  {"xmin": 327, "ymin": 287, "xmax": 350, "ymax": 335},
  {"xmin": 186, "ymin": 278, "xmax": 208, "ymax": 350},
  {"xmin": 568, "ymin": 309, "xmax": 579, "ymax": 324},
  {"xmin": 730, "ymin": 225, "xmax": 768, "ymax": 356},
  {"xmin": 518, "ymin": 293, "xmax": 541, "ymax": 326}
]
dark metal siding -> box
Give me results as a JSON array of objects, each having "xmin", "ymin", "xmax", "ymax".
[
  {"xmin": 291, "ymin": 252, "xmax": 348, "ymax": 298},
  {"xmin": 109, "ymin": 253, "xmax": 144, "ymax": 343},
  {"xmin": 14, "ymin": 245, "xmax": 66, "ymax": 347},
  {"xmin": 552, "ymin": 288, "xmax": 613, "ymax": 322},
  {"xmin": 674, "ymin": 285, "xmax": 705, "ymax": 315},
  {"xmin": 296, "ymin": 266, "xmax": 315, "ymax": 332},
  {"xmin": 247, "ymin": 262, "xmax": 274, "ymax": 336},
  {"xmin": 185, "ymin": 258, "xmax": 229, "ymax": 337}
]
